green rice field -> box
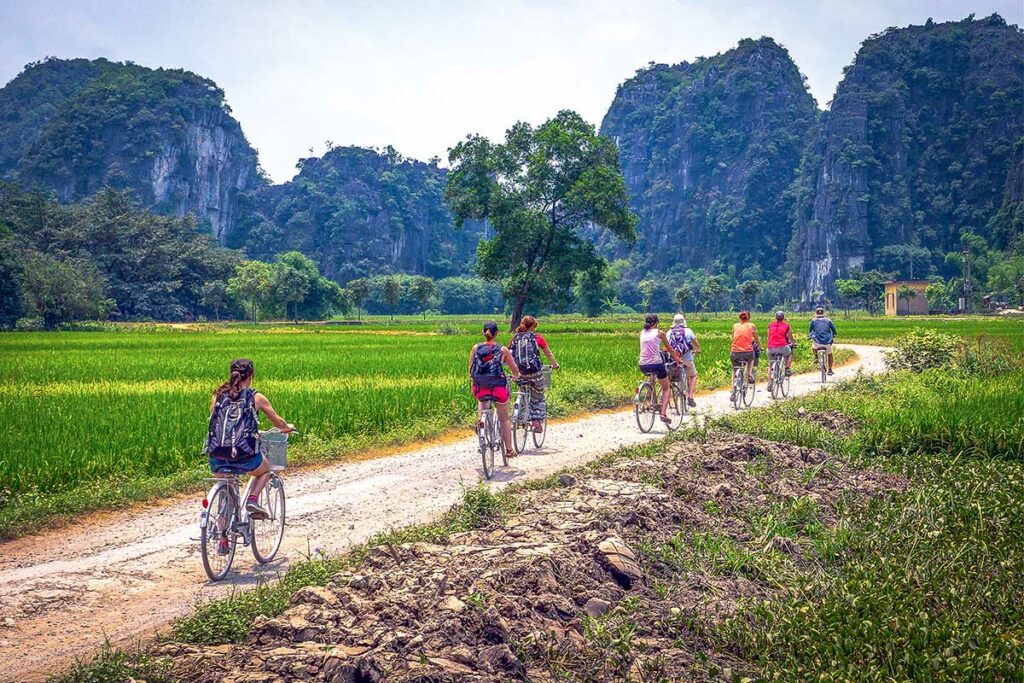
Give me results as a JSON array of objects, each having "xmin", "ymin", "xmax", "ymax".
[{"xmin": 1, "ymin": 314, "xmax": 1020, "ymax": 537}]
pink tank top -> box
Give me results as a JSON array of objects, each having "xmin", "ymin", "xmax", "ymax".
[{"xmin": 639, "ymin": 327, "xmax": 662, "ymax": 364}]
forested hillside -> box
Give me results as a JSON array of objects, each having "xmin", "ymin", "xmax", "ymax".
[
  {"xmin": 600, "ymin": 38, "xmax": 817, "ymax": 276},
  {"xmin": 0, "ymin": 58, "xmax": 261, "ymax": 239},
  {"xmin": 788, "ymin": 14, "xmax": 1023, "ymax": 299},
  {"xmin": 230, "ymin": 145, "xmax": 482, "ymax": 282}
]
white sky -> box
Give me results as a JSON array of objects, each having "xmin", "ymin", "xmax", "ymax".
[{"xmin": 2, "ymin": 0, "xmax": 1021, "ymax": 183}]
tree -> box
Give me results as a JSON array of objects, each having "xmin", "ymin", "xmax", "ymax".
[
  {"xmin": 878, "ymin": 244, "xmax": 932, "ymax": 280},
  {"xmin": 674, "ymin": 286, "xmax": 691, "ymax": 313},
  {"xmin": 700, "ymin": 275, "xmax": 728, "ymax": 315},
  {"xmin": 858, "ymin": 270, "xmax": 889, "ymax": 316},
  {"xmin": 897, "ymin": 284, "xmax": 918, "ymax": 315},
  {"xmin": 574, "ymin": 260, "xmax": 618, "ymax": 317},
  {"xmin": 381, "ymin": 275, "xmax": 402, "ymax": 321},
  {"xmin": 834, "ymin": 278, "xmax": 863, "ymax": 317},
  {"xmin": 19, "ymin": 251, "xmax": 110, "ymax": 329},
  {"xmin": 737, "ymin": 280, "xmax": 762, "ymax": 310},
  {"xmin": 200, "ymin": 280, "xmax": 229, "ymax": 321},
  {"xmin": 408, "ymin": 276, "xmax": 436, "ymax": 320},
  {"xmin": 445, "ymin": 110, "xmax": 637, "ymax": 329},
  {"xmin": 348, "ymin": 278, "xmax": 370, "ymax": 320},
  {"xmin": 227, "ymin": 260, "xmax": 273, "ymax": 324},
  {"xmin": 638, "ymin": 279, "xmax": 660, "ymax": 313},
  {"xmin": 272, "ymin": 261, "xmax": 311, "ymax": 321}
]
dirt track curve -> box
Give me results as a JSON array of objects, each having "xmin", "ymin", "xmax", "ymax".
[{"xmin": 0, "ymin": 344, "xmax": 887, "ymax": 682}]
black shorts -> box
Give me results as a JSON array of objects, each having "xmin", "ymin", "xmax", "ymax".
[
  {"xmin": 731, "ymin": 351, "xmax": 755, "ymax": 366},
  {"xmin": 639, "ymin": 362, "xmax": 668, "ymax": 379}
]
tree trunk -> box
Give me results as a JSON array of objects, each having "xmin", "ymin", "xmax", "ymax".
[
  {"xmin": 252, "ymin": 299, "xmax": 257, "ymax": 324},
  {"xmin": 510, "ymin": 295, "xmax": 528, "ymax": 331}
]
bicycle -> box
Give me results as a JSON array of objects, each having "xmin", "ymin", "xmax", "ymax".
[
  {"xmin": 815, "ymin": 346, "xmax": 829, "ymax": 383},
  {"xmin": 477, "ymin": 395, "xmax": 508, "ymax": 479},
  {"xmin": 731, "ymin": 362, "xmax": 756, "ymax": 410},
  {"xmin": 634, "ymin": 363, "xmax": 686, "ymax": 433},
  {"xmin": 767, "ymin": 347, "xmax": 792, "ymax": 399},
  {"xmin": 511, "ymin": 367, "xmax": 553, "ymax": 454},
  {"xmin": 199, "ymin": 428, "xmax": 291, "ymax": 581}
]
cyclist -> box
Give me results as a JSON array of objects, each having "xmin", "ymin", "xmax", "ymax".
[
  {"xmin": 730, "ymin": 311, "xmax": 761, "ymax": 389},
  {"xmin": 469, "ymin": 321, "xmax": 521, "ymax": 454},
  {"xmin": 808, "ymin": 307, "xmax": 837, "ymax": 375},
  {"xmin": 206, "ymin": 358, "xmax": 294, "ymax": 554},
  {"xmin": 667, "ymin": 314, "xmax": 700, "ymax": 407},
  {"xmin": 767, "ymin": 311, "xmax": 795, "ymax": 377},
  {"xmin": 509, "ymin": 315, "xmax": 559, "ymax": 433},
  {"xmin": 639, "ymin": 314, "xmax": 684, "ymax": 424}
]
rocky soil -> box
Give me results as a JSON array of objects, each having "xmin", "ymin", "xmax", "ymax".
[{"xmin": 159, "ymin": 431, "xmax": 904, "ymax": 682}]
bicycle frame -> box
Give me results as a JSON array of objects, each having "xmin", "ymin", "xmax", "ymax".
[{"xmin": 200, "ymin": 475, "xmax": 256, "ymax": 546}]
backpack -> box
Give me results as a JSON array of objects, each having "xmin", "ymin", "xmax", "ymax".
[
  {"xmin": 667, "ymin": 327, "xmax": 692, "ymax": 356},
  {"xmin": 205, "ymin": 388, "xmax": 259, "ymax": 461},
  {"xmin": 509, "ymin": 332, "xmax": 542, "ymax": 374},
  {"xmin": 471, "ymin": 342, "xmax": 506, "ymax": 387}
]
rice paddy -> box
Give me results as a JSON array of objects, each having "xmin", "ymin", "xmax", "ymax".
[{"xmin": 1, "ymin": 314, "xmax": 1019, "ymax": 537}]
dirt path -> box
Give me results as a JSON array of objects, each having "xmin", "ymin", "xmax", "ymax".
[{"xmin": 0, "ymin": 345, "xmax": 886, "ymax": 682}]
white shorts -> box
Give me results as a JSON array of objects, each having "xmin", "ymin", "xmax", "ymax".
[{"xmin": 812, "ymin": 342, "xmax": 833, "ymax": 353}]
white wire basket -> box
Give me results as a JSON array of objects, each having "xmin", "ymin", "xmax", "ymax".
[
  {"xmin": 540, "ymin": 366, "xmax": 553, "ymax": 389},
  {"xmin": 260, "ymin": 430, "xmax": 290, "ymax": 470}
]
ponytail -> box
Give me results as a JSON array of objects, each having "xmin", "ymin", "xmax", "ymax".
[
  {"xmin": 643, "ymin": 314, "xmax": 659, "ymax": 330},
  {"xmin": 214, "ymin": 358, "xmax": 254, "ymax": 400},
  {"xmin": 515, "ymin": 315, "xmax": 538, "ymax": 334}
]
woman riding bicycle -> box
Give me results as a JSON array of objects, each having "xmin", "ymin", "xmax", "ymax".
[
  {"xmin": 206, "ymin": 359, "xmax": 294, "ymax": 554},
  {"xmin": 509, "ymin": 315, "xmax": 559, "ymax": 433},
  {"xmin": 767, "ymin": 310, "xmax": 795, "ymax": 376},
  {"xmin": 731, "ymin": 311, "xmax": 761, "ymax": 384},
  {"xmin": 469, "ymin": 321, "xmax": 521, "ymax": 454},
  {"xmin": 639, "ymin": 314, "xmax": 683, "ymax": 425}
]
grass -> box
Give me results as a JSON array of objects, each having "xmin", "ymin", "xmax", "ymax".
[
  {"xmin": 716, "ymin": 367, "xmax": 1024, "ymax": 681},
  {"xmin": 0, "ymin": 316, "xmax": 856, "ymax": 537}
]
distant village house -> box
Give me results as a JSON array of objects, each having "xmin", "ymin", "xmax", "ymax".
[{"xmin": 884, "ymin": 280, "xmax": 929, "ymax": 316}]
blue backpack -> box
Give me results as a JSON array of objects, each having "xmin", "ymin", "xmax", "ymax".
[
  {"xmin": 205, "ymin": 388, "xmax": 259, "ymax": 461},
  {"xmin": 471, "ymin": 342, "xmax": 506, "ymax": 387},
  {"xmin": 667, "ymin": 327, "xmax": 692, "ymax": 356}
]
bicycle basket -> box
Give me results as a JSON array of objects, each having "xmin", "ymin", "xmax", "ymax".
[
  {"xmin": 260, "ymin": 431, "xmax": 289, "ymax": 469},
  {"xmin": 540, "ymin": 366, "xmax": 552, "ymax": 389}
]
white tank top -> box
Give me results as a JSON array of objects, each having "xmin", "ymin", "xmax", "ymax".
[{"xmin": 639, "ymin": 327, "xmax": 662, "ymax": 364}]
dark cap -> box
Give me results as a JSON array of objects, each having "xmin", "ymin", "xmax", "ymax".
[
  {"xmin": 815, "ymin": 307, "xmax": 825, "ymax": 315},
  {"xmin": 482, "ymin": 321, "xmax": 499, "ymax": 335}
]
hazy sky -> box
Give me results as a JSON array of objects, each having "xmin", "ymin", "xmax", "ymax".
[{"xmin": 2, "ymin": 0, "xmax": 1021, "ymax": 182}]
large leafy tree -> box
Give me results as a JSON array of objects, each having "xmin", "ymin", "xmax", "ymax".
[
  {"xmin": 445, "ymin": 110, "xmax": 637, "ymax": 329},
  {"xmin": 228, "ymin": 261, "xmax": 273, "ymax": 324},
  {"xmin": 19, "ymin": 251, "xmax": 111, "ymax": 329}
]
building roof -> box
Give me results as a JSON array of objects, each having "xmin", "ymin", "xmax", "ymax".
[{"xmin": 883, "ymin": 280, "xmax": 931, "ymax": 286}]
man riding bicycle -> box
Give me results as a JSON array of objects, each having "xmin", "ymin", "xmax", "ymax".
[
  {"xmin": 667, "ymin": 314, "xmax": 700, "ymax": 407},
  {"xmin": 808, "ymin": 307, "xmax": 837, "ymax": 375}
]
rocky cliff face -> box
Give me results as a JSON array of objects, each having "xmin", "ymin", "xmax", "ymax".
[
  {"xmin": 600, "ymin": 38, "xmax": 817, "ymax": 275},
  {"xmin": 231, "ymin": 146, "xmax": 483, "ymax": 281},
  {"xmin": 0, "ymin": 58, "xmax": 261, "ymax": 240},
  {"xmin": 790, "ymin": 14, "xmax": 1023, "ymax": 298}
]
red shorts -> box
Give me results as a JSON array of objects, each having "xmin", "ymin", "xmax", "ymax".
[{"xmin": 473, "ymin": 384, "xmax": 509, "ymax": 404}]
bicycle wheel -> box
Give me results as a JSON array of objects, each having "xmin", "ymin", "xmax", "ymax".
[
  {"xmin": 512, "ymin": 395, "xmax": 529, "ymax": 454},
  {"xmin": 251, "ymin": 475, "xmax": 286, "ymax": 564},
  {"xmin": 532, "ymin": 418, "xmax": 547, "ymax": 448},
  {"xmin": 634, "ymin": 382, "xmax": 655, "ymax": 433},
  {"xmin": 743, "ymin": 372, "xmax": 756, "ymax": 406},
  {"xmin": 664, "ymin": 383, "xmax": 685, "ymax": 432},
  {"xmin": 820, "ymin": 353, "xmax": 827, "ymax": 383},
  {"xmin": 495, "ymin": 415, "xmax": 508, "ymax": 467},
  {"xmin": 731, "ymin": 369, "xmax": 743, "ymax": 410},
  {"xmin": 479, "ymin": 412, "xmax": 496, "ymax": 479},
  {"xmin": 781, "ymin": 371, "xmax": 791, "ymax": 397},
  {"xmin": 200, "ymin": 485, "xmax": 237, "ymax": 581},
  {"xmin": 769, "ymin": 363, "xmax": 780, "ymax": 399}
]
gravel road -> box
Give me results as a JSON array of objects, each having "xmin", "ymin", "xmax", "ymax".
[{"xmin": 0, "ymin": 344, "xmax": 887, "ymax": 682}]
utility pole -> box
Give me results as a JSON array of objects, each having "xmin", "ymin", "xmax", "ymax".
[{"xmin": 960, "ymin": 246, "xmax": 972, "ymax": 314}]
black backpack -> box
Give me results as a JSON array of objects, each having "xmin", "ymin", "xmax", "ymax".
[
  {"xmin": 205, "ymin": 388, "xmax": 259, "ymax": 461},
  {"xmin": 509, "ymin": 332, "xmax": 542, "ymax": 374},
  {"xmin": 471, "ymin": 342, "xmax": 506, "ymax": 387}
]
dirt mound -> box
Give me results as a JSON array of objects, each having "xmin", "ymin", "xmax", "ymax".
[
  {"xmin": 160, "ymin": 434, "xmax": 903, "ymax": 682},
  {"xmin": 796, "ymin": 407, "xmax": 860, "ymax": 435}
]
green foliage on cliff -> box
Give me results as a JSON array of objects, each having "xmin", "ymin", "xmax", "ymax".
[
  {"xmin": 232, "ymin": 145, "xmax": 481, "ymax": 282},
  {"xmin": 600, "ymin": 37, "xmax": 817, "ymax": 277}
]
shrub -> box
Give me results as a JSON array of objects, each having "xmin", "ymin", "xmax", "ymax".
[
  {"xmin": 883, "ymin": 329, "xmax": 956, "ymax": 372},
  {"xmin": 433, "ymin": 321, "xmax": 464, "ymax": 336}
]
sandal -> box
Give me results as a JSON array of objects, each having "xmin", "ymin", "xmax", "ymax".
[{"xmin": 660, "ymin": 414, "xmax": 672, "ymax": 424}]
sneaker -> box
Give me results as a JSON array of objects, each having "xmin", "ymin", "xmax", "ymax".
[
  {"xmin": 687, "ymin": 397, "xmax": 696, "ymax": 408},
  {"xmin": 729, "ymin": 391, "xmax": 736, "ymax": 402},
  {"xmin": 217, "ymin": 538, "xmax": 231, "ymax": 556},
  {"xmin": 827, "ymin": 369, "xmax": 834, "ymax": 376},
  {"xmin": 747, "ymin": 375, "xmax": 756, "ymax": 384},
  {"xmin": 785, "ymin": 368, "xmax": 792, "ymax": 377},
  {"xmin": 246, "ymin": 496, "xmax": 269, "ymax": 520}
]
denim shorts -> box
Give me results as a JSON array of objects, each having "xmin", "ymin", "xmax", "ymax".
[
  {"xmin": 209, "ymin": 450, "xmax": 265, "ymax": 474},
  {"xmin": 639, "ymin": 362, "xmax": 668, "ymax": 379}
]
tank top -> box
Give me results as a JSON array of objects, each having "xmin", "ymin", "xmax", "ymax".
[
  {"xmin": 639, "ymin": 327, "xmax": 662, "ymax": 364},
  {"xmin": 768, "ymin": 321, "xmax": 791, "ymax": 348},
  {"xmin": 731, "ymin": 322, "xmax": 756, "ymax": 352}
]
